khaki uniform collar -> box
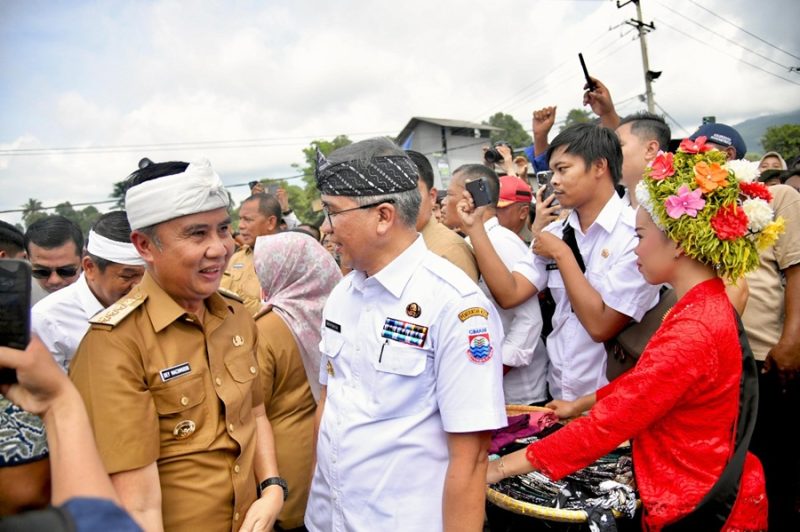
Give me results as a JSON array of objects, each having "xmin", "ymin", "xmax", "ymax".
[{"xmin": 140, "ymin": 271, "xmax": 233, "ymax": 333}]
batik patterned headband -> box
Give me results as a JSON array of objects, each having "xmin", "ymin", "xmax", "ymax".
[{"xmin": 315, "ymin": 149, "xmax": 418, "ymax": 196}]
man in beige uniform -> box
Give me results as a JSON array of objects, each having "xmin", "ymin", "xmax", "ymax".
[
  {"xmin": 406, "ymin": 150, "xmax": 479, "ymax": 283},
  {"xmin": 70, "ymin": 160, "xmax": 285, "ymax": 532},
  {"xmin": 221, "ymin": 193, "xmax": 283, "ymax": 314}
]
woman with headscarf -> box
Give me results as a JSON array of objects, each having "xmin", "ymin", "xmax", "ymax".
[
  {"xmin": 486, "ymin": 137, "xmax": 777, "ymax": 531},
  {"xmin": 252, "ymin": 231, "xmax": 341, "ymax": 531}
]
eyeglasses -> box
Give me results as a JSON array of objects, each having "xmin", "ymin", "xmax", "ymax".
[
  {"xmin": 31, "ymin": 265, "xmax": 80, "ymax": 279},
  {"xmin": 322, "ymin": 199, "xmax": 395, "ymax": 227}
]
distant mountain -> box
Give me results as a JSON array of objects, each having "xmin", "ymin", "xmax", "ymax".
[{"xmin": 733, "ymin": 110, "xmax": 800, "ymax": 155}]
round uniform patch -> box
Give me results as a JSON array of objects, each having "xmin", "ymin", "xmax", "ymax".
[
  {"xmin": 467, "ymin": 331, "xmax": 493, "ymax": 364},
  {"xmin": 406, "ymin": 302, "xmax": 421, "ymax": 318}
]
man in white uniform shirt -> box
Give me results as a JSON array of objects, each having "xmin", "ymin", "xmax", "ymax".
[
  {"xmin": 307, "ymin": 138, "xmax": 506, "ymax": 531},
  {"xmin": 450, "ymin": 167, "xmax": 548, "ymax": 406},
  {"xmin": 32, "ymin": 211, "xmax": 144, "ymax": 370},
  {"xmin": 459, "ymin": 123, "xmax": 659, "ymax": 400}
]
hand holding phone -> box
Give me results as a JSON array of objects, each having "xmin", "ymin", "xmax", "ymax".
[
  {"xmin": 465, "ymin": 177, "xmax": 492, "ymax": 207},
  {"xmin": 536, "ymin": 171, "xmax": 559, "ymax": 207},
  {"xmin": 0, "ymin": 259, "xmax": 32, "ymax": 384}
]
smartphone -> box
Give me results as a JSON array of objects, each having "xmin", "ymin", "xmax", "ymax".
[
  {"xmin": 465, "ymin": 177, "xmax": 492, "ymax": 207},
  {"xmin": 579, "ymin": 53, "xmax": 597, "ymax": 92},
  {"xmin": 0, "ymin": 259, "xmax": 32, "ymax": 384},
  {"xmin": 536, "ymin": 171, "xmax": 559, "ymax": 207}
]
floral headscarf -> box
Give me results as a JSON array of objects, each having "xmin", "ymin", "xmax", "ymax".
[{"xmin": 254, "ymin": 232, "xmax": 342, "ymax": 400}]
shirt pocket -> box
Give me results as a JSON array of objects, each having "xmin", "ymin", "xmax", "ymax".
[
  {"xmin": 369, "ymin": 343, "xmax": 434, "ymax": 420},
  {"xmin": 150, "ymin": 373, "xmax": 211, "ymax": 452},
  {"xmin": 225, "ymin": 352, "xmax": 258, "ymax": 423},
  {"xmin": 320, "ymin": 329, "xmax": 345, "ymax": 396}
]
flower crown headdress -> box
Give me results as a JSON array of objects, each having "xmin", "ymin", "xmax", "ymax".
[{"xmin": 635, "ymin": 136, "xmax": 785, "ymax": 281}]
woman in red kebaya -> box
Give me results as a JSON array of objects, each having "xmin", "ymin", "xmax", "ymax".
[{"xmin": 487, "ymin": 139, "xmax": 777, "ymax": 531}]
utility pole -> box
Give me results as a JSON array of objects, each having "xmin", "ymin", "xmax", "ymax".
[{"xmin": 617, "ymin": 0, "xmax": 659, "ymax": 113}]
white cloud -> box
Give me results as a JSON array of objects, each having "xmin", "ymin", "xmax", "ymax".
[{"xmin": 1, "ymin": 0, "xmax": 799, "ymax": 225}]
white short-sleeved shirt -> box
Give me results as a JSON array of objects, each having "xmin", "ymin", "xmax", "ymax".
[
  {"xmin": 514, "ymin": 193, "xmax": 660, "ymax": 400},
  {"xmin": 306, "ymin": 236, "xmax": 507, "ymax": 532},
  {"xmin": 31, "ymin": 273, "xmax": 104, "ymax": 371},
  {"xmin": 469, "ymin": 217, "xmax": 548, "ymax": 405}
]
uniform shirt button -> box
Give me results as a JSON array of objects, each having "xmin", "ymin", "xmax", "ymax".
[
  {"xmin": 229, "ymin": 423, "xmax": 235, "ymax": 432},
  {"xmin": 215, "ymin": 377, "xmax": 222, "ymax": 386},
  {"xmin": 234, "ymin": 512, "xmax": 240, "ymax": 521},
  {"xmin": 249, "ymin": 366, "xmax": 257, "ymax": 374},
  {"xmin": 234, "ymin": 464, "xmax": 240, "ymax": 473},
  {"xmin": 180, "ymin": 396, "xmax": 189, "ymax": 406}
]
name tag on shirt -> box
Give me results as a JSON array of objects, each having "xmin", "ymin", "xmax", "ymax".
[
  {"xmin": 159, "ymin": 362, "xmax": 192, "ymax": 382},
  {"xmin": 325, "ymin": 319, "xmax": 341, "ymax": 333},
  {"xmin": 381, "ymin": 317, "xmax": 428, "ymax": 348},
  {"xmin": 546, "ymin": 263, "xmax": 559, "ymax": 271}
]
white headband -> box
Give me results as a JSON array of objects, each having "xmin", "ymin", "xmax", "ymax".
[
  {"xmin": 86, "ymin": 230, "xmax": 146, "ymax": 266},
  {"xmin": 125, "ymin": 159, "xmax": 230, "ymax": 230}
]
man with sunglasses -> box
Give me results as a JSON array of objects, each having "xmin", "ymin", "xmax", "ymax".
[
  {"xmin": 31, "ymin": 211, "xmax": 145, "ymax": 371},
  {"xmin": 307, "ymin": 138, "xmax": 506, "ymax": 531},
  {"xmin": 24, "ymin": 216, "xmax": 84, "ymax": 294}
]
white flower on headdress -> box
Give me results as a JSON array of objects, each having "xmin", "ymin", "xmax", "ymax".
[
  {"xmin": 635, "ymin": 181, "xmax": 665, "ymax": 230},
  {"xmin": 725, "ymin": 159, "xmax": 758, "ymax": 183},
  {"xmin": 742, "ymin": 198, "xmax": 773, "ymax": 232}
]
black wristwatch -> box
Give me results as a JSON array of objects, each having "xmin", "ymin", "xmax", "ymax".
[
  {"xmin": 282, "ymin": 209, "xmax": 293, "ymax": 216},
  {"xmin": 257, "ymin": 476, "xmax": 288, "ymax": 500}
]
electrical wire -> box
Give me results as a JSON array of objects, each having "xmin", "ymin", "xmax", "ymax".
[
  {"xmin": 654, "ymin": 18, "xmax": 800, "ymax": 87},
  {"xmin": 688, "ymin": 1, "xmax": 800, "ymax": 62},
  {"xmin": 652, "ymin": 0, "xmax": 793, "ymax": 71},
  {"xmin": 653, "ymin": 101, "xmax": 689, "ymax": 136}
]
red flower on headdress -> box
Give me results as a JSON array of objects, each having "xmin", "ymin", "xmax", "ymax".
[
  {"xmin": 710, "ymin": 204, "xmax": 749, "ymax": 241},
  {"xmin": 740, "ymin": 181, "xmax": 773, "ymax": 202},
  {"xmin": 679, "ymin": 136, "xmax": 713, "ymax": 154},
  {"xmin": 649, "ymin": 151, "xmax": 675, "ymax": 180}
]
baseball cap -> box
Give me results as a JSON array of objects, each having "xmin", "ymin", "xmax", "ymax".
[
  {"xmin": 497, "ymin": 176, "xmax": 532, "ymax": 207},
  {"xmin": 688, "ymin": 123, "xmax": 747, "ymax": 159}
]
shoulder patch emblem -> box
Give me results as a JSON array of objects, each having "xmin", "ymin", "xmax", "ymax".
[
  {"xmin": 89, "ymin": 292, "xmax": 147, "ymax": 327},
  {"xmin": 458, "ymin": 307, "xmax": 489, "ymax": 322},
  {"xmin": 217, "ymin": 287, "xmax": 244, "ymax": 303},
  {"xmin": 467, "ymin": 328, "xmax": 493, "ymax": 364}
]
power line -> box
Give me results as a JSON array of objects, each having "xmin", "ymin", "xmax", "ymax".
[
  {"xmin": 689, "ymin": 1, "xmax": 800, "ymax": 62},
  {"xmin": 654, "ymin": 18, "xmax": 800, "ymax": 87},
  {"xmin": 652, "ymin": 0, "xmax": 794, "ymax": 72},
  {"xmin": 0, "ymin": 130, "xmax": 396, "ymax": 157},
  {"xmin": 653, "ymin": 101, "xmax": 689, "ymax": 136}
]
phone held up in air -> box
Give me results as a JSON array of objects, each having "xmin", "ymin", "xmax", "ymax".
[
  {"xmin": 465, "ymin": 177, "xmax": 492, "ymax": 208},
  {"xmin": 579, "ymin": 53, "xmax": 597, "ymax": 92},
  {"xmin": 0, "ymin": 259, "xmax": 32, "ymax": 384},
  {"xmin": 536, "ymin": 170, "xmax": 559, "ymax": 207}
]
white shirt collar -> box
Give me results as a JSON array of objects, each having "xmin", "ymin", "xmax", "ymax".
[
  {"xmin": 76, "ymin": 273, "xmax": 106, "ymax": 318},
  {"xmin": 353, "ymin": 235, "xmax": 428, "ymax": 299},
  {"xmin": 567, "ymin": 191, "xmax": 624, "ymax": 236}
]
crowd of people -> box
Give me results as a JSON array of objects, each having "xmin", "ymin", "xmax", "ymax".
[{"xmin": 0, "ymin": 76, "xmax": 798, "ymax": 532}]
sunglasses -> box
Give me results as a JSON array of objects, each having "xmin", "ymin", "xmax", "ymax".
[{"xmin": 31, "ymin": 265, "xmax": 80, "ymax": 279}]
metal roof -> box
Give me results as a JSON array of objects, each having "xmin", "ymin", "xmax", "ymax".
[{"xmin": 396, "ymin": 116, "xmax": 502, "ymax": 144}]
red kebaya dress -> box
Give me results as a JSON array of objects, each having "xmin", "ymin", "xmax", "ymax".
[{"xmin": 526, "ymin": 278, "xmax": 767, "ymax": 531}]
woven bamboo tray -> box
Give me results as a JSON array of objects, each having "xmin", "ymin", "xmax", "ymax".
[{"xmin": 486, "ymin": 404, "xmax": 637, "ymax": 523}]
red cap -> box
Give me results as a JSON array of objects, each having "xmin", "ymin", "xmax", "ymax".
[{"xmin": 497, "ymin": 176, "xmax": 532, "ymax": 207}]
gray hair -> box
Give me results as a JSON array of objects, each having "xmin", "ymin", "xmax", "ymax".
[{"xmin": 354, "ymin": 188, "xmax": 421, "ymax": 228}]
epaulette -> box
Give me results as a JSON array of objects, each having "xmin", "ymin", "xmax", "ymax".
[
  {"xmin": 217, "ymin": 287, "xmax": 244, "ymax": 303},
  {"xmin": 89, "ymin": 292, "xmax": 147, "ymax": 328}
]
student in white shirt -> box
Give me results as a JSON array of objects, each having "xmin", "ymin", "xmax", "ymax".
[{"xmin": 458, "ymin": 123, "xmax": 659, "ymax": 400}]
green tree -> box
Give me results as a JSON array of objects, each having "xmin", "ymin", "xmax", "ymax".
[
  {"xmin": 483, "ymin": 112, "xmax": 532, "ymax": 149},
  {"xmin": 561, "ymin": 108, "xmax": 594, "ymax": 131},
  {"xmin": 22, "ymin": 198, "xmax": 47, "ymax": 228},
  {"xmin": 53, "ymin": 202, "xmax": 102, "ymax": 234},
  {"xmin": 761, "ymin": 124, "xmax": 800, "ymax": 162},
  {"xmin": 290, "ymin": 135, "xmax": 353, "ymax": 225}
]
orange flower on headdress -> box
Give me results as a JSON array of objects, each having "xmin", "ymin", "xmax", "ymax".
[{"xmin": 694, "ymin": 161, "xmax": 729, "ymax": 193}]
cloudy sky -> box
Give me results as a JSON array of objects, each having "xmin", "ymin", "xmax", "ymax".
[{"xmin": 1, "ymin": 0, "xmax": 799, "ymax": 226}]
